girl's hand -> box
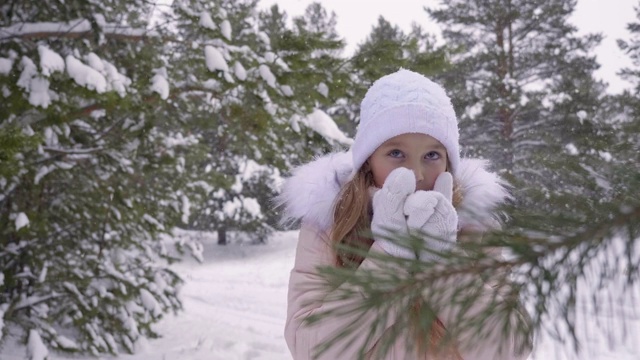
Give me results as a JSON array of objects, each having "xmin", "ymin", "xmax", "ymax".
[
  {"xmin": 371, "ymin": 167, "xmax": 416, "ymax": 259},
  {"xmin": 403, "ymin": 172, "xmax": 459, "ymax": 262}
]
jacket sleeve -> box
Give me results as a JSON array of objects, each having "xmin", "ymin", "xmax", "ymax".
[{"xmin": 284, "ymin": 224, "xmax": 401, "ymax": 360}]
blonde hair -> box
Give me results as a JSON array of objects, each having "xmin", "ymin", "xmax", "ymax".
[
  {"xmin": 330, "ymin": 163, "xmax": 464, "ymax": 359},
  {"xmin": 331, "ymin": 166, "xmax": 374, "ymax": 268}
]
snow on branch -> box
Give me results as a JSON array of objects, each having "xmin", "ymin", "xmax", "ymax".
[
  {"xmin": 27, "ymin": 330, "xmax": 49, "ymax": 360},
  {"xmin": 66, "ymin": 55, "xmax": 107, "ymax": 93},
  {"xmin": 298, "ymin": 109, "xmax": 353, "ymax": 146},
  {"xmin": 0, "ymin": 19, "xmax": 159, "ymax": 42},
  {"xmin": 204, "ymin": 46, "xmax": 229, "ymax": 72},
  {"xmin": 0, "ymin": 56, "xmax": 14, "ymax": 74},
  {"xmin": 42, "ymin": 146, "xmax": 103, "ymax": 155},
  {"xmin": 14, "ymin": 293, "xmax": 63, "ymax": 311}
]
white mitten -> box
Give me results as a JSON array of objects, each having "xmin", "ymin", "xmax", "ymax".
[
  {"xmin": 403, "ymin": 172, "xmax": 458, "ymax": 262},
  {"xmin": 371, "ymin": 167, "xmax": 416, "ymax": 259}
]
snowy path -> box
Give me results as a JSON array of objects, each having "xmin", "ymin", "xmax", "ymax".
[
  {"xmin": 0, "ymin": 230, "xmax": 298, "ymax": 360},
  {"xmin": 119, "ymin": 231, "xmax": 298, "ymax": 360},
  {"xmin": 2, "ymin": 230, "xmax": 639, "ymax": 359}
]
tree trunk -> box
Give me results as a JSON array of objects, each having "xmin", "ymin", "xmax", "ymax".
[{"xmin": 217, "ymin": 227, "xmax": 227, "ymax": 245}]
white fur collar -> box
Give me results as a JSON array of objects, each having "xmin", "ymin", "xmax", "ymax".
[{"xmin": 275, "ymin": 151, "xmax": 510, "ymax": 232}]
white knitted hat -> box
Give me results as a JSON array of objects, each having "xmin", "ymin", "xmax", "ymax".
[{"xmin": 352, "ymin": 69, "xmax": 460, "ymax": 174}]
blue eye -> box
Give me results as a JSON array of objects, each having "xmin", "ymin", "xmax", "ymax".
[
  {"xmin": 425, "ymin": 151, "xmax": 441, "ymax": 160},
  {"xmin": 388, "ymin": 149, "xmax": 403, "ymax": 158}
]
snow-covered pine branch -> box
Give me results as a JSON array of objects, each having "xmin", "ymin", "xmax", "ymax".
[{"xmin": 0, "ymin": 19, "xmax": 160, "ymax": 41}]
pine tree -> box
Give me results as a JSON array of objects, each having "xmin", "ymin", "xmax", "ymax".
[
  {"xmin": 165, "ymin": 0, "xmax": 349, "ymax": 243},
  {"xmin": 310, "ymin": 2, "xmax": 640, "ymax": 357},
  {"xmin": 0, "ymin": 0, "xmax": 192, "ymax": 354},
  {"xmin": 428, "ymin": 0, "xmax": 610, "ymax": 200},
  {"xmin": 425, "ymin": 0, "xmax": 638, "ymax": 350},
  {"xmin": 617, "ymin": 2, "xmax": 640, "ymax": 160},
  {"xmin": 165, "ymin": 0, "xmax": 278, "ymax": 244},
  {"xmin": 345, "ymin": 17, "xmax": 450, "ymax": 130},
  {"xmin": 0, "ymin": 0, "xmax": 351, "ymax": 355},
  {"xmin": 259, "ymin": 2, "xmax": 353, "ymax": 139}
]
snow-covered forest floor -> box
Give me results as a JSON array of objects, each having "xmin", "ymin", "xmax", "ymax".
[{"xmin": 1, "ymin": 229, "xmax": 638, "ymax": 360}]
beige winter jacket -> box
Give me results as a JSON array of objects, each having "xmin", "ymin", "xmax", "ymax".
[
  {"xmin": 286, "ymin": 224, "xmax": 457, "ymax": 359},
  {"xmin": 278, "ymin": 153, "xmax": 533, "ymax": 360},
  {"xmin": 285, "ymin": 224, "xmax": 531, "ymax": 360}
]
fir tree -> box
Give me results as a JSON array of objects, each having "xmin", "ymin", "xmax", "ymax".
[
  {"xmin": 164, "ymin": 0, "xmax": 350, "ymax": 243},
  {"xmin": 428, "ymin": 0, "xmax": 609, "ymax": 196},
  {"xmin": 165, "ymin": 0, "xmax": 285, "ymax": 244},
  {"xmin": 259, "ymin": 2, "xmax": 353, "ymax": 139},
  {"xmin": 310, "ymin": 2, "xmax": 640, "ymax": 358},
  {"xmin": 0, "ymin": 0, "xmax": 351, "ymax": 354},
  {"xmin": 345, "ymin": 17, "xmax": 450, "ymax": 131},
  {"xmin": 617, "ymin": 1, "xmax": 640, "ymax": 152},
  {"xmin": 0, "ymin": 0, "xmax": 188, "ymax": 354}
]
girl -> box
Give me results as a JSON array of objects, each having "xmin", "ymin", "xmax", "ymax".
[{"xmin": 277, "ymin": 69, "xmax": 532, "ymax": 359}]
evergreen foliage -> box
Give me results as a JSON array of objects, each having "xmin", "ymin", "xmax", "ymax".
[
  {"xmin": 0, "ymin": 0, "xmax": 638, "ymax": 357},
  {"xmin": 342, "ymin": 17, "xmax": 451, "ymax": 133},
  {"xmin": 0, "ymin": 0, "xmax": 343, "ymax": 354},
  {"xmin": 617, "ymin": 2, "xmax": 640, "ymax": 155},
  {"xmin": 308, "ymin": 1, "xmax": 640, "ymax": 358},
  {"xmin": 428, "ymin": 0, "xmax": 611, "ymax": 199},
  {"xmin": 0, "ymin": 0, "xmax": 186, "ymax": 354},
  {"xmin": 259, "ymin": 2, "xmax": 354, "ymax": 139}
]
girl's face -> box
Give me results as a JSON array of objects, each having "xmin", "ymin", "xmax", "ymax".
[{"xmin": 367, "ymin": 133, "xmax": 448, "ymax": 191}]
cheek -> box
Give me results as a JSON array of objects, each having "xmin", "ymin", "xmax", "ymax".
[
  {"xmin": 420, "ymin": 164, "xmax": 447, "ymax": 191},
  {"xmin": 372, "ymin": 168, "xmax": 390, "ymax": 188},
  {"xmin": 423, "ymin": 175, "xmax": 439, "ymax": 191},
  {"xmin": 371, "ymin": 163, "xmax": 395, "ymax": 188}
]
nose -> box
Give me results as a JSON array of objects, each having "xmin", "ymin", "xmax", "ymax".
[{"xmin": 406, "ymin": 163, "xmax": 424, "ymax": 183}]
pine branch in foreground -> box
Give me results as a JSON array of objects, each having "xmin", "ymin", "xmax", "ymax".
[{"xmin": 306, "ymin": 196, "xmax": 640, "ymax": 359}]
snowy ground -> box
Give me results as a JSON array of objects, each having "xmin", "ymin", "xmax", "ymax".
[
  {"xmin": 1, "ymin": 229, "xmax": 638, "ymax": 359},
  {"xmin": 1, "ymin": 230, "xmax": 296, "ymax": 360}
]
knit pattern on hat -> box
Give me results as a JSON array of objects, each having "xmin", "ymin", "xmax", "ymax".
[{"xmin": 352, "ymin": 69, "xmax": 460, "ymax": 174}]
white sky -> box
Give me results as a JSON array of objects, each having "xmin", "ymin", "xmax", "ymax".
[{"xmin": 261, "ymin": 0, "xmax": 638, "ymax": 94}]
